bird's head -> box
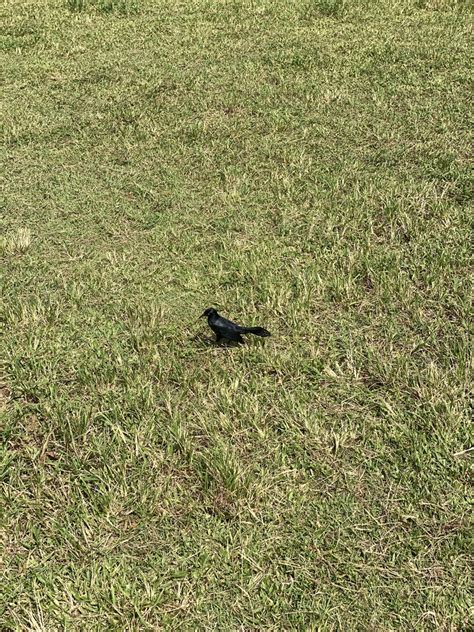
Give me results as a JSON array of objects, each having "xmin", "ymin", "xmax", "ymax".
[{"xmin": 199, "ymin": 307, "xmax": 217, "ymax": 319}]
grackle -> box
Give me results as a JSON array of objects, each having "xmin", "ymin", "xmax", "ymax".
[{"xmin": 199, "ymin": 308, "xmax": 271, "ymax": 344}]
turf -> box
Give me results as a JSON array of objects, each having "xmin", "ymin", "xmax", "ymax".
[{"xmin": 1, "ymin": 0, "xmax": 473, "ymax": 629}]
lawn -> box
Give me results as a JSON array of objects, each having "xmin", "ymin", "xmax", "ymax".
[{"xmin": 1, "ymin": 0, "xmax": 472, "ymax": 629}]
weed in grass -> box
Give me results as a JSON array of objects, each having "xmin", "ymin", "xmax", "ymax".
[{"xmin": 0, "ymin": 228, "xmax": 32, "ymax": 256}]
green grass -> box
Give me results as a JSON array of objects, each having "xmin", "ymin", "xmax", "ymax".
[{"xmin": 1, "ymin": 0, "xmax": 472, "ymax": 629}]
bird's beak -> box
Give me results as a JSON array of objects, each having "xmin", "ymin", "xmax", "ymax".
[{"xmin": 196, "ymin": 311, "xmax": 206, "ymax": 321}]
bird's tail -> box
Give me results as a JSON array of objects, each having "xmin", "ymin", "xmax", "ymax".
[{"xmin": 243, "ymin": 326, "xmax": 271, "ymax": 337}]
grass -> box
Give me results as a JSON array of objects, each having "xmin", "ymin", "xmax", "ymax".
[{"xmin": 1, "ymin": 0, "xmax": 472, "ymax": 629}]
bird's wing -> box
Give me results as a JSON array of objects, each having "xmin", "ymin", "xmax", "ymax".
[{"xmin": 215, "ymin": 315, "xmax": 246, "ymax": 333}]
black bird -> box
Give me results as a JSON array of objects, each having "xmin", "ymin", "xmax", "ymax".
[{"xmin": 199, "ymin": 308, "xmax": 271, "ymax": 344}]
